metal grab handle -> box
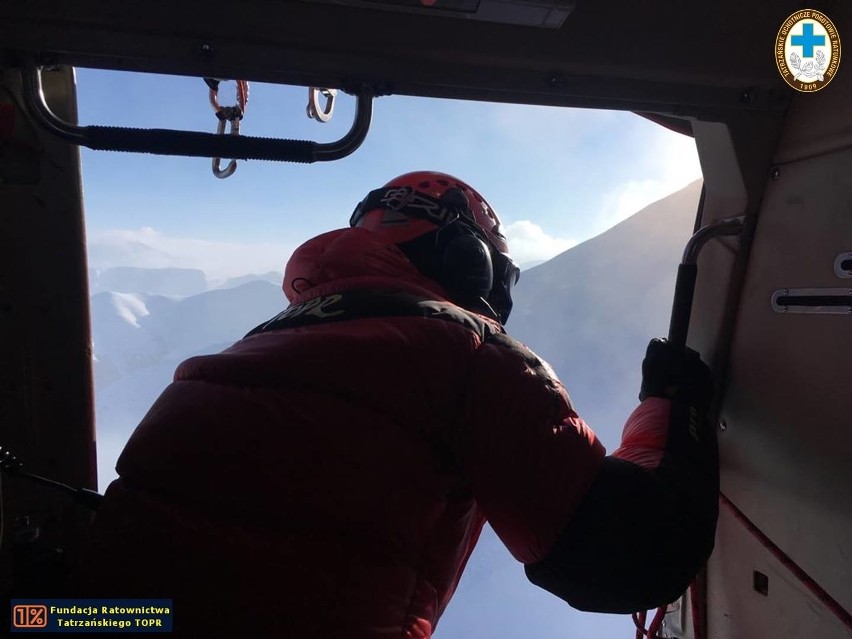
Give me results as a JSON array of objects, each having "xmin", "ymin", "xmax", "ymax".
[
  {"xmin": 22, "ymin": 64, "xmax": 374, "ymax": 164},
  {"xmin": 668, "ymin": 217, "xmax": 745, "ymax": 348}
]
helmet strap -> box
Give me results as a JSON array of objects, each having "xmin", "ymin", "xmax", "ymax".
[{"xmin": 351, "ymin": 186, "xmax": 462, "ymax": 228}]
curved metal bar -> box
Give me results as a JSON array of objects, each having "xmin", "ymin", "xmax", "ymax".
[
  {"xmin": 22, "ymin": 64, "xmax": 374, "ymax": 164},
  {"xmin": 22, "ymin": 62, "xmax": 87, "ymax": 145},
  {"xmin": 313, "ymin": 87, "xmax": 373, "ymax": 161},
  {"xmin": 682, "ymin": 216, "xmax": 745, "ymax": 265},
  {"xmin": 669, "ymin": 216, "xmax": 745, "ymax": 348}
]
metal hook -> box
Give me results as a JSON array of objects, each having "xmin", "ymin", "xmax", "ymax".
[
  {"xmin": 207, "ymin": 78, "xmax": 248, "ymax": 179},
  {"xmin": 212, "ymin": 116, "xmax": 241, "ymax": 179},
  {"xmin": 307, "ymin": 87, "xmax": 337, "ymax": 123}
]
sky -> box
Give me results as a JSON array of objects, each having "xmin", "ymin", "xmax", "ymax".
[
  {"xmin": 76, "ymin": 68, "xmax": 702, "ymax": 280},
  {"xmin": 75, "ymin": 68, "xmax": 702, "ymax": 638}
]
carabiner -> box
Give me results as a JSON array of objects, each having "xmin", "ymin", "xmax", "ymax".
[
  {"xmin": 208, "ymin": 79, "xmax": 249, "ymax": 115},
  {"xmin": 307, "ymin": 87, "xmax": 337, "ymax": 123},
  {"xmin": 205, "ymin": 78, "xmax": 249, "ymax": 179},
  {"xmin": 212, "ymin": 116, "xmax": 241, "ymax": 179}
]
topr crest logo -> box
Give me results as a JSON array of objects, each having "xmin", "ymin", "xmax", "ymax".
[{"xmin": 776, "ymin": 9, "xmax": 841, "ymax": 92}]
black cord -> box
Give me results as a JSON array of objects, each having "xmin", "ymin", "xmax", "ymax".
[{"xmin": 0, "ymin": 445, "xmax": 103, "ymax": 510}]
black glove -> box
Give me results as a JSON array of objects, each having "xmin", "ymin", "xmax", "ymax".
[{"xmin": 639, "ymin": 338, "xmax": 713, "ymax": 411}]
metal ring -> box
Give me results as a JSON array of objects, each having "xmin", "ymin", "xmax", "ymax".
[
  {"xmin": 834, "ymin": 252, "xmax": 852, "ymax": 278},
  {"xmin": 209, "ymin": 81, "xmax": 248, "ymax": 115},
  {"xmin": 307, "ymin": 87, "xmax": 337, "ymax": 123}
]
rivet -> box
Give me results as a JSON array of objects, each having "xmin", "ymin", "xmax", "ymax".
[{"xmin": 547, "ymin": 73, "xmax": 564, "ymax": 88}]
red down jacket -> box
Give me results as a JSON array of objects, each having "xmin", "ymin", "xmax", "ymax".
[{"xmin": 84, "ymin": 227, "xmax": 616, "ymax": 637}]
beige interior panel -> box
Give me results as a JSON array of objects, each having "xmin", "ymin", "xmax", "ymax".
[
  {"xmin": 707, "ymin": 123, "xmax": 852, "ymax": 638},
  {"xmin": 708, "ymin": 505, "xmax": 852, "ymax": 638}
]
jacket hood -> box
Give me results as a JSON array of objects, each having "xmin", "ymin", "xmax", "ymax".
[{"xmin": 283, "ymin": 227, "xmax": 450, "ymax": 303}]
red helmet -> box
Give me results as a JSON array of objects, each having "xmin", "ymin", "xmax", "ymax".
[
  {"xmin": 350, "ymin": 171, "xmax": 509, "ymax": 253},
  {"xmin": 350, "ymin": 171, "xmax": 519, "ymax": 323}
]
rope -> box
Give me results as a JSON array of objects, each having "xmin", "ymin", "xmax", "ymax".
[
  {"xmin": 632, "ymin": 607, "xmax": 666, "ymax": 638},
  {"xmin": 235, "ymin": 80, "xmax": 249, "ymax": 115},
  {"xmin": 689, "ymin": 580, "xmax": 703, "ymax": 639},
  {"xmin": 632, "ymin": 610, "xmax": 646, "ymax": 639}
]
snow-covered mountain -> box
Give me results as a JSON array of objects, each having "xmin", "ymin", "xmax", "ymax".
[
  {"xmin": 88, "ymin": 265, "xmax": 285, "ymax": 297},
  {"xmin": 89, "ymin": 180, "xmax": 702, "ymax": 638},
  {"xmin": 508, "ymin": 179, "xmax": 702, "ymax": 450},
  {"xmin": 212, "ymin": 270, "xmax": 283, "ymax": 290},
  {"xmin": 89, "ymin": 266, "xmax": 208, "ymax": 297}
]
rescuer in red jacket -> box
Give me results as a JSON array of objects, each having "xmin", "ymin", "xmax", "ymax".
[{"xmin": 83, "ymin": 171, "xmax": 718, "ymax": 638}]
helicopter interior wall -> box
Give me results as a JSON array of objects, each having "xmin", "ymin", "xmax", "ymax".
[
  {"xmin": 695, "ymin": 71, "xmax": 852, "ymax": 638},
  {"xmin": 0, "ymin": 66, "xmax": 96, "ymax": 591},
  {"xmin": 774, "ymin": 76, "xmax": 852, "ymax": 164},
  {"xmin": 708, "ymin": 149, "xmax": 852, "ymax": 639}
]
